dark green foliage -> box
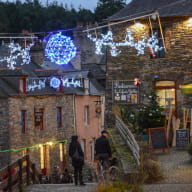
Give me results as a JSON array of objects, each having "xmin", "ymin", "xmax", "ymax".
[
  {"xmin": 0, "ymin": 0, "xmax": 126, "ymax": 33},
  {"xmin": 120, "ymin": 91, "xmax": 165, "ymax": 134},
  {"xmin": 95, "ymin": 0, "xmax": 126, "ymax": 22},
  {"xmin": 137, "ymin": 91, "xmax": 165, "ymax": 133},
  {"xmin": 187, "ymin": 142, "xmax": 192, "ymax": 155},
  {"xmin": 0, "ymin": 0, "xmax": 95, "ymax": 33}
]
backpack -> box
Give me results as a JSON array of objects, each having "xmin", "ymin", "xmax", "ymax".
[{"xmin": 72, "ymin": 148, "xmax": 83, "ymax": 162}]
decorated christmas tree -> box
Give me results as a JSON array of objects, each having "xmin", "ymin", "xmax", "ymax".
[{"xmin": 138, "ymin": 91, "xmax": 165, "ymax": 134}]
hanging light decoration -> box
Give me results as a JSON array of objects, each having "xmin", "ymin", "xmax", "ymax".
[
  {"xmin": 50, "ymin": 77, "xmax": 61, "ymax": 88},
  {"xmin": 0, "ymin": 42, "xmax": 34, "ymax": 70},
  {"xmin": 50, "ymin": 77, "xmax": 81, "ymax": 89},
  {"xmin": 45, "ymin": 32, "xmax": 77, "ymax": 65},
  {"xmin": 27, "ymin": 78, "xmax": 46, "ymax": 92},
  {"xmin": 87, "ymin": 28, "xmax": 163, "ymax": 57}
]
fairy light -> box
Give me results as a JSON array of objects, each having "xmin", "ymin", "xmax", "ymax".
[
  {"xmin": 0, "ymin": 140, "xmax": 68, "ymax": 153},
  {"xmin": 87, "ymin": 28, "xmax": 163, "ymax": 57},
  {"xmin": 50, "ymin": 77, "xmax": 81, "ymax": 89},
  {"xmin": 0, "ymin": 42, "xmax": 34, "ymax": 70},
  {"xmin": 48, "ymin": 142, "xmax": 53, "ymax": 146},
  {"xmin": 27, "ymin": 79, "xmax": 46, "ymax": 92},
  {"xmin": 50, "ymin": 77, "xmax": 61, "ymax": 89},
  {"xmin": 45, "ymin": 32, "xmax": 77, "ymax": 65}
]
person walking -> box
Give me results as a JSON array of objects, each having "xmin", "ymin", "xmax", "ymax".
[
  {"xmin": 69, "ymin": 135, "xmax": 85, "ymax": 186},
  {"xmin": 95, "ymin": 130, "xmax": 112, "ymax": 169}
]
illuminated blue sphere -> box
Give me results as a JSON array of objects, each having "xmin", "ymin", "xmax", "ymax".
[
  {"xmin": 45, "ymin": 32, "xmax": 77, "ymax": 65},
  {"xmin": 50, "ymin": 77, "xmax": 61, "ymax": 88}
]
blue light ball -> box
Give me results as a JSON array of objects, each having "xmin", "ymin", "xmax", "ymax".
[
  {"xmin": 45, "ymin": 32, "xmax": 77, "ymax": 65},
  {"xmin": 50, "ymin": 77, "xmax": 61, "ymax": 88}
]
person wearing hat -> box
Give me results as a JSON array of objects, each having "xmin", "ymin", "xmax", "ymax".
[
  {"xmin": 95, "ymin": 130, "xmax": 112, "ymax": 169},
  {"xmin": 69, "ymin": 135, "xmax": 85, "ymax": 186}
]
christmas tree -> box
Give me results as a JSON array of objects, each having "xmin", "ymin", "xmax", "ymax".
[{"xmin": 138, "ymin": 91, "xmax": 165, "ymax": 134}]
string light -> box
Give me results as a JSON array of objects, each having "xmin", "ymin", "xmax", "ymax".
[
  {"xmin": 87, "ymin": 28, "xmax": 163, "ymax": 57},
  {"xmin": 45, "ymin": 32, "xmax": 77, "ymax": 65},
  {"xmin": 50, "ymin": 77, "xmax": 81, "ymax": 89},
  {"xmin": 0, "ymin": 139, "xmax": 67, "ymax": 153},
  {"xmin": 0, "ymin": 42, "xmax": 34, "ymax": 70},
  {"xmin": 27, "ymin": 76, "xmax": 82, "ymax": 92},
  {"xmin": 27, "ymin": 78, "xmax": 46, "ymax": 92},
  {"xmin": 50, "ymin": 77, "xmax": 61, "ymax": 89}
]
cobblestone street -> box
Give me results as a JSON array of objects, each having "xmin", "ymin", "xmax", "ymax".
[{"xmin": 143, "ymin": 148, "xmax": 192, "ymax": 192}]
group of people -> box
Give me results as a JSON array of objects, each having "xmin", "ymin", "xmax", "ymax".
[{"xmin": 69, "ymin": 130, "xmax": 112, "ymax": 186}]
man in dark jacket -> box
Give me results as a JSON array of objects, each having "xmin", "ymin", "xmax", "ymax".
[
  {"xmin": 95, "ymin": 130, "xmax": 112, "ymax": 169},
  {"xmin": 69, "ymin": 135, "xmax": 85, "ymax": 186}
]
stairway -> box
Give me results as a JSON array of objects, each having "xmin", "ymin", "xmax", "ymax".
[
  {"xmin": 107, "ymin": 115, "xmax": 140, "ymax": 174},
  {"xmin": 108, "ymin": 128, "xmax": 138, "ymax": 174}
]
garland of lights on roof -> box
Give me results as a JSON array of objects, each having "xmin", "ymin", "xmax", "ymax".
[{"xmin": 27, "ymin": 77, "xmax": 82, "ymax": 92}]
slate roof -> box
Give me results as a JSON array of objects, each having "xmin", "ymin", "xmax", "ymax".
[
  {"xmin": 81, "ymin": 64, "xmax": 106, "ymax": 80},
  {"xmin": 108, "ymin": 0, "xmax": 192, "ymax": 21},
  {"xmin": 0, "ymin": 43, "xmax": 104, "ymax": 97},
  {"xmin": 89, "ymin": 79, "xmax": 105, "ymax": 95},
  {"xmin": 42, "ymin": 59, "xmax": 77, "ymax": 72}
]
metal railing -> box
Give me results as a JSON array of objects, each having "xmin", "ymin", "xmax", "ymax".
[{"xmin": 115, "ymin": 115, "xmax": 140, "ymax": 166}]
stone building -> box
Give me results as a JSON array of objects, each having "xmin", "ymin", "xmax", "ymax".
[
  {"xmin": 0, "ymin": 38, "xmax": 105, "ymax": 177},
  {"xmin": 102, "ymin": 0, "xmax": 192, "ymax": 125}
]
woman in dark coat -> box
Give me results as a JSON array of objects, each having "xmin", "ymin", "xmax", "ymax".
[{"xmin": 69, "ymin": 135, "xmax": 85, "ymax": 185}]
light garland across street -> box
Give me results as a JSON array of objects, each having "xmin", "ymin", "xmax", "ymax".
[
  {"xmin": 45, "ymin": 32, "xmax": 77, "ymax": 65},
  {"xmin": 87, "ymin": 28, "xmax": 163, "ymax": 57},
  {"xmin": 0, "ymin": 42, "xmax": 34, "ymax": 70}
]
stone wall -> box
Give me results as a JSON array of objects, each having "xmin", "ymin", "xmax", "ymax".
[
  {"xmin": 105, "ymin": 16, "xmax": 192, "ymax": 125},
  {"xmin": 0, "ymin": 99, "xmax": 10, "ymax": 168},
  {"xmin": 6, "ymin": 94, "xmax": 75, "ymax": 174}
]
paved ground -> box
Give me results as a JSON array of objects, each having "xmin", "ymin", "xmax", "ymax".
[
  {"xmin": 143, "ymin": 148, "xmax": 192, "ymax": 192},
  {"xmin": 25, "ymin": 148, "xmax": 192, "ymax": 192},
  {"xmin": 25, "ymin": 183, "xmax": 97, "ymax": 192}
]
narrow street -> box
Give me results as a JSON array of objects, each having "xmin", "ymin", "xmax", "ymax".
[{"xmin": 143, "ymin": 148, "xmax": 192, "ymax": 192}]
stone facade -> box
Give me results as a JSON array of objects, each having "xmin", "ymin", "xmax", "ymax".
[
  {"xmin": 0, "ymin": 94, "xmax": 75, "ymax": 175},
  {"xmin": 105, "ymin": 16, "xmax": 192, "ymax": 124},
  {"xmin": 0, "ymin": 99, "xmax": 10, "ymax": 168}
]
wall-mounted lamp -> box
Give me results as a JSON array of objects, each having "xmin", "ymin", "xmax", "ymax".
[
  {"xmin": 134, "ymin": 22, "xmax": 144, "ymax": 28},
  {"xmin": 188, "ymin": 17, "xmax": 192, "ymax": 23},
  {"xmin": 94, "ymin": 100, "xmax": 102, "ymax": 117}
]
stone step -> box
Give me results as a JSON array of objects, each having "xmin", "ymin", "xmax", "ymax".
[
  {"xmin": 25, "ymin": 183, "xmax": 97, "ymax": 192},
  {"xmin": 108, "ymin": 128, "xmax": 138, "ymax": 174}
]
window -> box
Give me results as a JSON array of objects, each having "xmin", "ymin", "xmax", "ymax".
[
  {"xmin": 19, "ymin": 77, "xmax": 27, "ymax": 94},
  {"xmin": 112, "ymin": 80, "xmax": 139, "ymax": 104},
  {"xmin": 34, "ymin": 108, "xmax": 44, "ymax": 130},
  {"xmin": 84, "ymin": 106, "xmax": 89, "ymax": 125},
  {"xmin": 21, "ymin": 110, "xmax": 27, "ymax": 134},
  {"xmin": 81, "ymin": 139, "xmax": 86, "ymax": 159},
  {"xmin": 57, "ymin": 107, "xmax": 62, "ymax": 128},
  {"xmin": 155, "ymin": 81, "xmax": 176, "ymax": 110},
  {"xmin": 150, "ymin": 28, "xmax": 165, "ymax": 58}
]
